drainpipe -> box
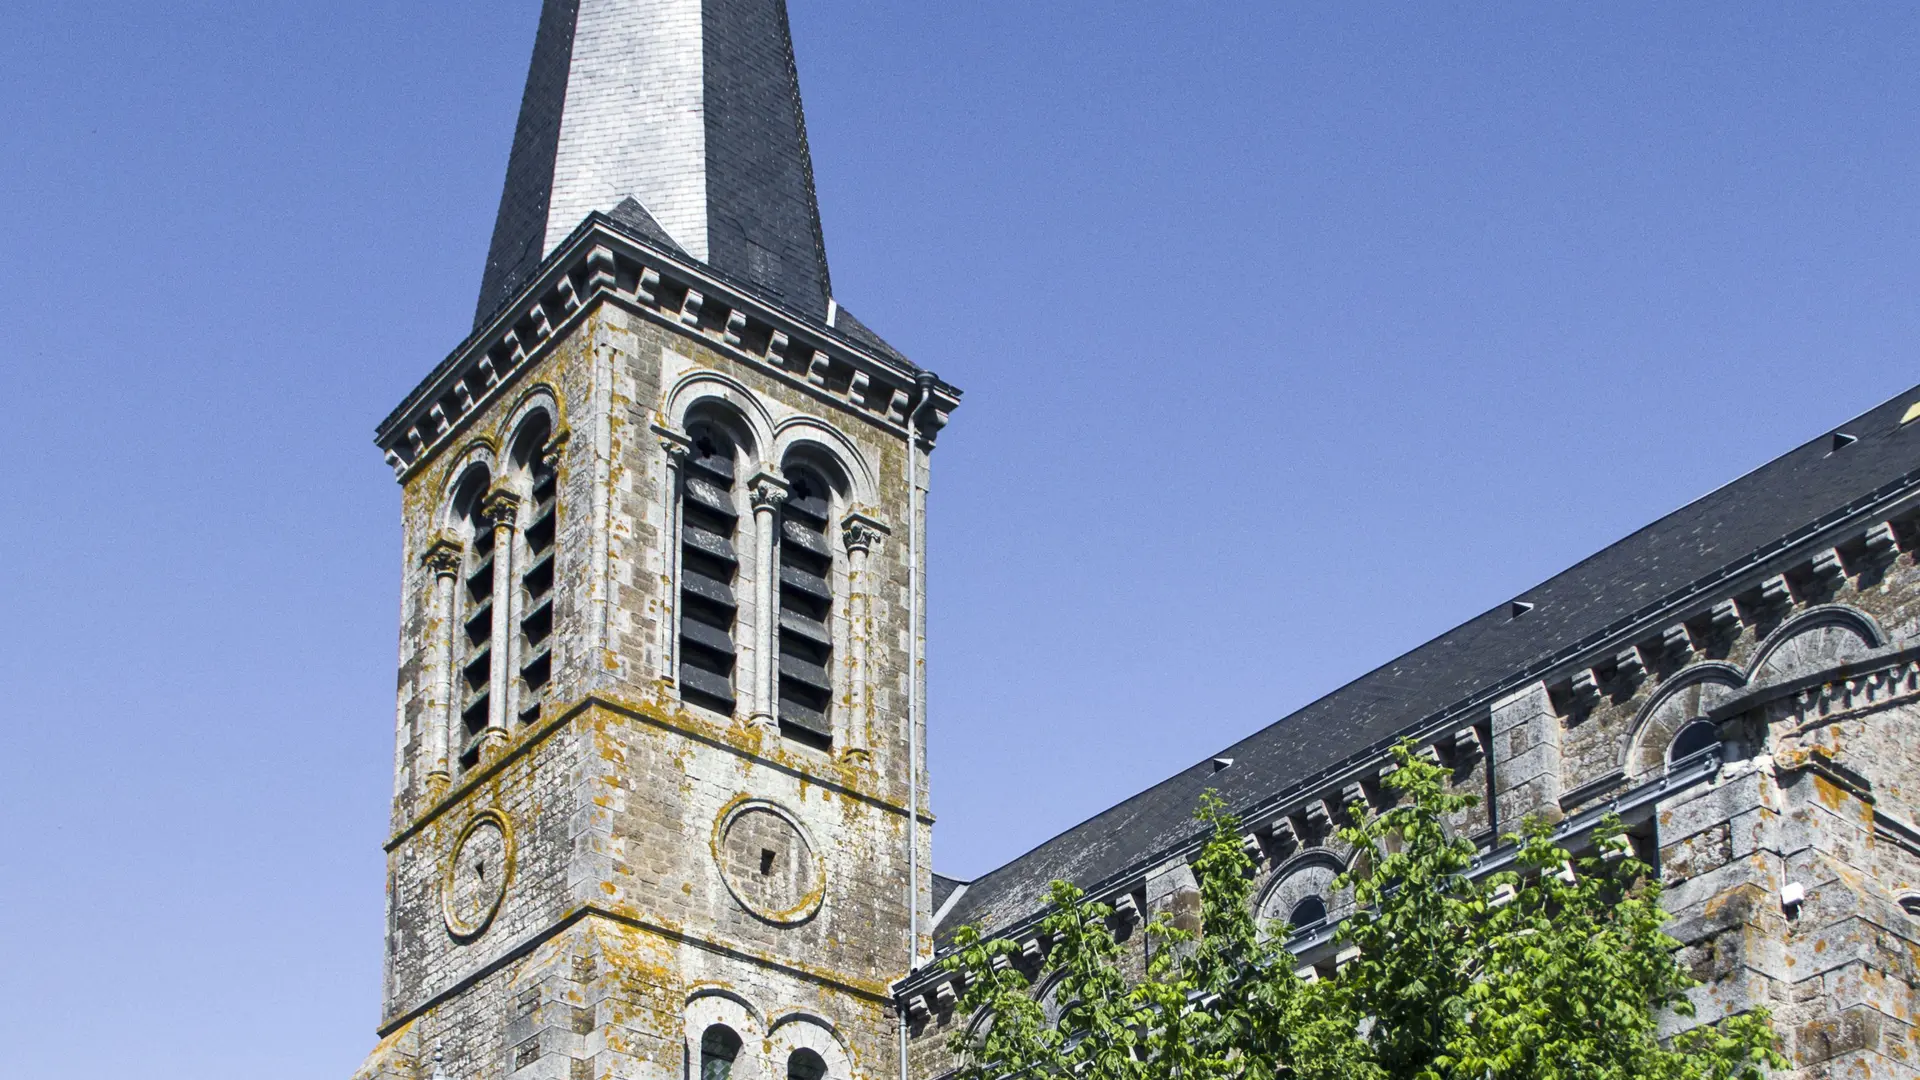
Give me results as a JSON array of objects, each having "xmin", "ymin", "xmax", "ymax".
[{"xmin": 900, "ymin": 370, "xmax": 935, "ymax": 1080}]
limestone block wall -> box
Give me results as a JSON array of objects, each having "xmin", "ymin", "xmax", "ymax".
[
  {"xmin": 584, "ymin": 302, "xmax": 927, "ymax": 816},
  {"xmin": 376, "ymin": 917, "xmax": 898, "ymax": 1080},
  {"xmin": 576, "ymin": 698, "xmax": 917, "ymax": 990},
  {"xmin": 1654, "ymin": 710, "xmax": 1920, "ymax": 1075},
  {"xmin": 369, "ymin": 285, "xmax": 937, "ymax": 1080},
  {"xmin": 1544, "ymin": 531, "xmax": 1920, "ymax": 824},
  {"xmin": 382, "ymin": 722, "xmax": 587, "ymax": 1025},
  {"xmin": 387, "ymin": 320, "xmax": 599, "ymax": 831}
]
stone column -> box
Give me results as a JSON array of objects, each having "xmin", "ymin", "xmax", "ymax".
[
  {"xmin": 481, "ymin": 488, "xmax": 522, "ymax": 757},
  {"xmin": 421, "ymin": 537, "xmax": 463, "ymax": 796},
  {"xmin": 840, "ymin": 513, "xmax": 886, "ymax": 759},
  {"xmin": 747, "ymin": 470, "xmax": 788, "ymax": 727},
  {"xmin": 654, "ymin": 426, "xmax": 692, "ymax": 684}
]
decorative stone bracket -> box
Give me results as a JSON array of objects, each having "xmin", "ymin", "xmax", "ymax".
[{"xmin": 376, "ymin": 215, "xmax": 961, "ymax": 480}]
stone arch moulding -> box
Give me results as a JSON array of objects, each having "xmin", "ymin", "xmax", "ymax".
[
  {"xmin": 436, "ymin": 442, "xmax": 499, "ymax": 527},
  {"xmin": 686, "ymin": 988, "xmax": 766, "ymax": 1080},
  {"xmin": 1034, "ymin": 971, "xmax": 1070, "ymax": 1025},
  {"xmin": 663, "ymin": 370, "xmax": 777, "ymax": 458},
  {"xmin": 501, "ymin": 385, "xmax": 565, "ymax": 454},
  {"xmin": 1749, "ymin": 605, "xmax": 1884, "ymax": 685},
  {"xmin": 1620, "ymin": 603, "xmax": 1889, "ymax": 777},
  {"xmin": 766, "ymin": 1013, "xmax": 852, "ymax": 1080},
  {"xmin": 1256, "ymin": 850, "xmax": 1350, "ymax": 929},
  {"xmin": 771, "ymin": 417, "xmax": 877, "ymax": 507},
  {"xmin": 1623, "ymin": 663, "xmax": 1744, "ymax": 780}
]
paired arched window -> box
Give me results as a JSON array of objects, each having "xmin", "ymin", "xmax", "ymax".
[
  {"xmin": 679, "ymin": 423, "xmax": 744, "ymax": 714},
  {"xmin": 671, "ymin": 418, "xmax": 853, "ymax": 750},
  {"xmin": 699, "ymin": 1025, "xmax": 741, "ymax": 1080},
  {"xmin": 695, "ymin": 1023, "xmax": 833, "ymax": 1080},
  {"xmin": 776, "ymin": 464, "xmax": 835, "ymax": 748},
  {"xmin": 439, "ymin": 409, "xmax": 562, "ymax": 775}
]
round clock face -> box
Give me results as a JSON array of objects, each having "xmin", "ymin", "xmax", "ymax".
[{"xmin": 444, "ymin": 813, "xmax": 512, "ymax": 939}]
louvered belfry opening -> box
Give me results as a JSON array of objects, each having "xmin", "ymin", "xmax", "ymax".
[
  {"xmin": 454, "ymin": 468, "xmax": 495, "ymax": 771},
  {"xmin": 777, "ymin": 466, "xmax": 834, "ymax": 747},
  {"xmin": 679, "ymin": 424, "xmax": 742, "ymax": 714},
  {"xmin": 515, "ymin": 421, "xmax": 558, "ymax": 725}
]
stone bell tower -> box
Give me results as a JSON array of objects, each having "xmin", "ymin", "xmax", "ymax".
[{"xmin": 354, "ymin": 3, "xmax": 960, "ymax": 1077}]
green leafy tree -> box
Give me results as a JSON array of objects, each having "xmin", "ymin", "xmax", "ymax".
[{"xmin": 943, "ymin": 742, "xmax": 1784, "ymax": 1080}]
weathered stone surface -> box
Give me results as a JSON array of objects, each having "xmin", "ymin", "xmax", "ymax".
[{"xmin": 359, "ymin": 227, "xmax": 943, "ymax": 1079}]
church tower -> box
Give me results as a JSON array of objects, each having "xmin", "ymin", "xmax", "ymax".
[{"xmin": 357, "ymin": 3, "xmax": 960, "ymax": 1077}]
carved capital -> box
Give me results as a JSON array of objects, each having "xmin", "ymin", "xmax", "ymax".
[
  {"xmin": 748, "ymin": 472, "xmax": 789, "ymax": 513},
  {"xmin": 539, "ymin": 427, "xmax": 571, "ymax": 473},
  {"xmin": 652, "ymin": 423, "xmax": 693, "ymax": 466},
  {"xmin": 481, "ymin": 488, "xmax": 522, "ymax": 528},
  {"xmin": 421, "ymin": 536, "xmax": 464, "ymax": 576},
  {"xmin": 841, "ymin": 512, "xmax": 889, "ymax": 555}
]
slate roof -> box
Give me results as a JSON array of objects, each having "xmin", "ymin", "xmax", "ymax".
[
  {"xmin": 833, "ymin": 306, "xmax": 912, "ymax": 369},
  {"xmin": 935, "ymin": 382, "xmax": 1920, "ymax": 946},
  {"xmin": 608, "ymin": 197, "xmax": 687, "ymax": 257},
  {"xmin": 931, "ymin": 873, "xmax": 967, "ymax": 916},
  {"xmin": 476, "ymin": 0, "xmax": 834, "ymax": 327},
  {"xmin": 700, "ymin": 0, "xmax": 833, "ymax": 321},
  {"xmin": 476, "ymin": 0, "xmax": 581, "ymax": 327}
]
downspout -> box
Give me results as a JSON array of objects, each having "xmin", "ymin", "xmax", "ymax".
[
  {"xmin": 900, "ymin": 370, "xmax": 935, "ymax": 1080},
  {"xmin": 909, "ymin": 369, "xmax": 934, "ymax": 959}
]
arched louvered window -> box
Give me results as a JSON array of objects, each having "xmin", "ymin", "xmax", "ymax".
[
  {"xmin": 700, "ymin": 1025, "xmax": 741, "ymax": 1080},
  {"xmin": 776, "ymin": 465, "xmax": 834, "ymax": 747},
  {"xmin": 679, "ymin": 424, "xmax": 742, "ymax": 714},
  {"xmin": 512, "ymin": 417, "xmax": 558, "ymax": 724},
  {"xmin": 452, "ymin": 467, "xmax": 495, "ymax": 770}
]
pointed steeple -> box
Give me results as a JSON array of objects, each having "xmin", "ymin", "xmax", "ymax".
[{"xmin": 476, "ymin": 0, "xmax": 833, "ymax": 327}]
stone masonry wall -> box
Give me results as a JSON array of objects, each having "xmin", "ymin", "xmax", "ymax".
[
  {"xmin": 363, "ymin": 293, "xmax": 935, "ymax": 1080},
  {"xmin": 906, "ymin": 504, "xmax": 1920, "ymax": 1079}
]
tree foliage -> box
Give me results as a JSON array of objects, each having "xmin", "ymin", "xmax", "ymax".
[{"xmin": 943, "ymin": 742, "xmax": 1784, "ymax": 1080}]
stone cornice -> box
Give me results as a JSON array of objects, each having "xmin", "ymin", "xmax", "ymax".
[
  {"xmin": 388, "ymin": 691, "xmax": 932, "ymax": 853},
  {"xmin": 1215, "ymin": 478, "xmax": 1920, "ymax": 852},
  {"xmin": 374, "ymin": 212, "xmax": 962, "ymax": 481},
  {"xmin": 380, "ymin": 903, "xmax": 897, "ymax": 1038},
  {"xmin": 895, "ymin": 747, "xmax": 1726, "ymax": 1002}
]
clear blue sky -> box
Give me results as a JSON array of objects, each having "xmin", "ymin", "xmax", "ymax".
[{"xmin": 3, "ymin": 3, "xmax": 1917, "ymax": 1076}]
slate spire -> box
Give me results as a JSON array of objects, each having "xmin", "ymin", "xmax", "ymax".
[{"xmin": 476, "ymin": 0, "xmax": 834, "ymax": 327}]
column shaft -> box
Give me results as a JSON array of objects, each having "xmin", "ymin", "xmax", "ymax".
[
  {"xmin": 748, "ymin": 472, "xmax": 788, "ymax": 726},
  {"xmin": 428, "ymin": 557, "xmax": 459, "ymax": 787},
  {"xmin": 483, "ymin": 490, "xmax": 522, "ymax": 752},
  {"xmin": 847, "ymin": 546, "xmax": 869, "ymax": 745},
  {"xmin": 656, "ymin": 430, "xmax": 691, "ymax": 684}
]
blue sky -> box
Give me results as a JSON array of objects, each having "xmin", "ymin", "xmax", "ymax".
[{"xmin": 3, "ymin": 3, "xmax": 1918, "ymax": 1076}]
